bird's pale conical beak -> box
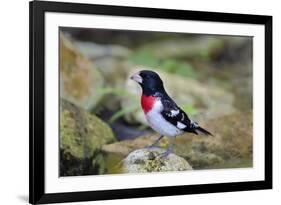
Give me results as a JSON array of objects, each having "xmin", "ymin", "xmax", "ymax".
[{"xmin": 130, "ymin": 72, "xmax": 143, "ymax": 83}]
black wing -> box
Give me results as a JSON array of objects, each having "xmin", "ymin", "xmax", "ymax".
[{"xmin": 159, "ymin": 95, "xmax": 199, "ymax": 134}]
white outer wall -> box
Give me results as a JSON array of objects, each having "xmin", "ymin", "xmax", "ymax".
[{"xmin": 0, "ymin": 0, "xmax": 280, "ymax": 204}]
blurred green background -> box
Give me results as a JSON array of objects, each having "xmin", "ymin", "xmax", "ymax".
[{"xmin": 59, "ymin": 27, "xmax": 253, "ymax": 176}]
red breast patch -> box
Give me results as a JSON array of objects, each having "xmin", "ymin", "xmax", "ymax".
[{"xmin": 141, "ymin": 95, "xmax": 156, "ymax": 113}]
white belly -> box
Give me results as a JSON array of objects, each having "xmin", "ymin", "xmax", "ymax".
[{"xmin": 145, "ymin": 108, "xmax": 183, "ymax": 137}]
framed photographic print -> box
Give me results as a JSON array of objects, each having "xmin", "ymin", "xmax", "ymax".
[{"xmin": 29, "ymin": 0, "xmax": 272, "ymax": 204}]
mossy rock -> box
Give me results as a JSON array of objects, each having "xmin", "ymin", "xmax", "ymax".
[
  {"xmin": 175, "ymin": 111, "xmax": 253, "ymax": 169},
  {"xmin": 60, "ymin": 99, "xmax": 116, "ymax": 176},
  {"xmin": 123, "ymin": 148, "xmax": 192, "ymax": 173},
  {"xmin": 102, "ymin": 112, "xmax": 252, "ymax": 172}
]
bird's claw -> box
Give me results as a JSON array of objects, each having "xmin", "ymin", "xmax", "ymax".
[
  {"xmin": 145, "ymin": 144, "xmax": 159, "ymax": 150},
  {"xmin": 157, "ymin": 147, "xmax": 173, "ymax": 158}
]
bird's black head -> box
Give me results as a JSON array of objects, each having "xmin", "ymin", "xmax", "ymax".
[{"xmin": 130, "ymin": 70, "xmax": 165, "ymax": 95}]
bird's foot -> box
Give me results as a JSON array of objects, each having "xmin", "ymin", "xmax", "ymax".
[
  {"xmin": 157, "ymin": 147, "xmax": 173, "ymax": 158},
  {"xmin": 145, "ymin": 144, "xmax": 159, "ymax": 150},
  {"xmin": 144, "ymin": 135, "xmax": 164, "ymax": 150}
]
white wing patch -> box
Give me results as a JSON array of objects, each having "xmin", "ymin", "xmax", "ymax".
[
  {"xmin": 190, "ymin": 119, "xmax": 199, "ymax": 128},
  {"xmin": 181, "ymin": 113, "xmax": 185, "ymax": 121},
  {"xmin": 177, "ymin": 121, "xmax": 187, "ymax": 129},
  {"xmin": 167, "ymin": 109, "xmax": 179, "ymax": 117}
]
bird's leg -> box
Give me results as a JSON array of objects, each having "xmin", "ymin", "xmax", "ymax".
[
  {"xmin": 158, "ymin": 137, "xmax": 175, "ymax": 158},
  {"xmin": 146, "ymin": 135, "xmax": 164, "ymax": 149}
]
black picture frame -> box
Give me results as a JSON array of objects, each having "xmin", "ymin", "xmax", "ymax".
[{"xmin": 29, "ymin": 0, "xmax": 272, "ymax": 204}]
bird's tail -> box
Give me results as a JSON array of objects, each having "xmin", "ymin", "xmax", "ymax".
[{"xmin": 195, "ymin": 126, "xmax": 213, "ymax": 136}]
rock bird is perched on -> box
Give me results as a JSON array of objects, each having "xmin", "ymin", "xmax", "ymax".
[{"xmin": 130, "ymin": 70, "xmax": 213, "ymax": 157}]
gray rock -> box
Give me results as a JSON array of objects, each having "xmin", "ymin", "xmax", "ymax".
[
  {"xmin": 74, "ymin": 41, "xmax": 132, "ymax": 60},
  {"xmin": 94, "ymin": 58, "xmax": 132, "ymax": 87},
  {"xmin": 123, "ymin": 148, "xmax": 192, "ymax": 173},
  {"xmin": 102, "ymin": 134, "xmax": 160, "ymax": 156},
  {"xmin": 59, "ymin": 33, "xmax": 104, "ymax": 111},
  {"xmin": 138, "ymin": 36, "xmax": 224, "ymax": 59},
  {"xmin": 180, "ymin": 149, "xmax": 224, "ymax": 169},
  {"xmin": 74, "ymin": 41, "xmax": 133, "ymax": 88}
]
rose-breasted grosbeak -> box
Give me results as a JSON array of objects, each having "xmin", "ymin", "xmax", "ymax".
[{"xmin": 130, "ymin": 70, "xmax": 213, "ymax": 157}]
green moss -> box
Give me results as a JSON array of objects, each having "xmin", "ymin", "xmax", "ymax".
[
  {"xmin": 130, "ymin": 50, "xmax": 159, "ymax": 67},
  {"xmin": 180, "ymin": 104, "xmax": 198, "ymax": 117},
  {"xmin": 130, "ymin": 51, "xmax": 197, "ymax": 79},
  {"xmin": 161, "ymin": 59, "xmax": 197, "ymax": 79},
  {"xmin": 103, "ymin": 153, "xmax": 123, "ymax": 174},
  {"xmin": 60, "ymin": 99, "xmax": 116, "ymax": 175}
]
